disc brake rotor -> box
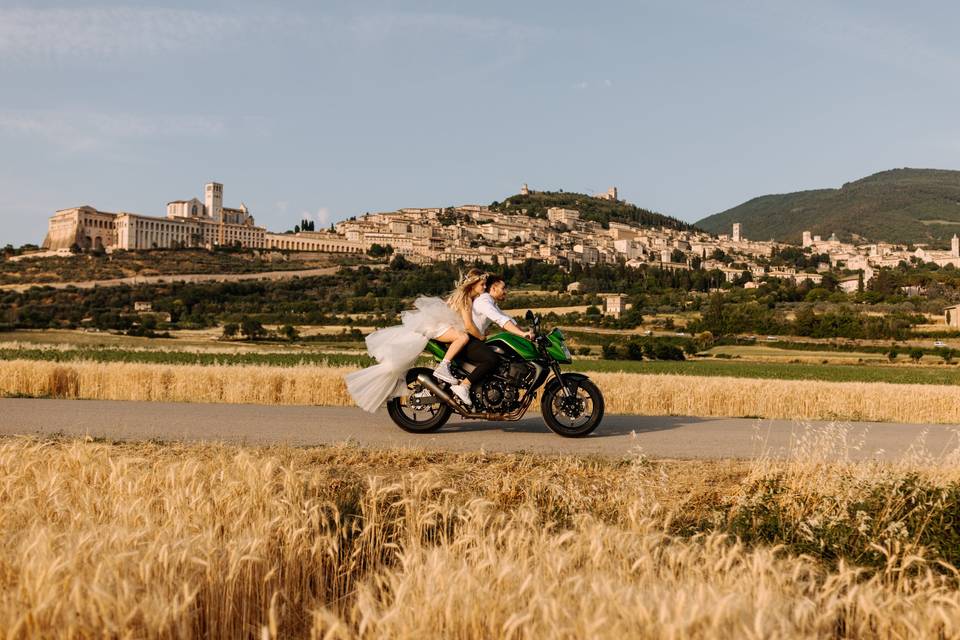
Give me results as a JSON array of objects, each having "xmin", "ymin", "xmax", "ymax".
[
  {"xmin": 560, "ymin": 395, "xmax": 584, "ymax": 417},
  {"xmin": 404, "ymin": 384, "xmax": 439, "ymax": 418}
]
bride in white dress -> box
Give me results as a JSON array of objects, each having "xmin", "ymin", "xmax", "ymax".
[{"xmin": 345, "ymin": 270, "xmax": 487, "ymax": 412}]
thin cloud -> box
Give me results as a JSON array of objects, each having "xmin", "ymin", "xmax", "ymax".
[
  {"xmin": 730, "ymin": 0, "xmax": 959, "ymax": 79},
  {"xmin": 0, "ymin": 110, "xmax": 226, "ymax": 152},
  {"xmin": 345, "ymin": 11, "xmax": 549, "ymax": 45},
  {"xmin": 301, "ymin": 208, "xmax": 332, "ymax": 226},
  {"xmin": 0, "ymin": 7, "xmax": 270, "ymax": 61},
  {"xmin": 572, "ymin": 79, "xmax": 613, "ymax": 91}
]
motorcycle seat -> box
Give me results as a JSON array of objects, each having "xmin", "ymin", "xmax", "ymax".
[{"xmin": 427, "ymin": 339, "xmax": 476, "ymax": 373}]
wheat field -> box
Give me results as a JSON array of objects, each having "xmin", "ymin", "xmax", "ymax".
[
  {"xmin": 1, "ymin": 432, "xmax": 960, "ymax": 638},
  {"xmin": 4, "ymin": 358, "xmax": 960, "ymax": 423}
]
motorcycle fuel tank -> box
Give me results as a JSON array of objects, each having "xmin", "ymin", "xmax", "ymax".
[{"xmin": 486, "ymin": 332, "xmax": 539, "ymax": 361}]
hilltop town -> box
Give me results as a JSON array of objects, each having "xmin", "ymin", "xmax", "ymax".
[{"xmin": 22, "ymin": 181, "xmax": 960, "ymax": 297}]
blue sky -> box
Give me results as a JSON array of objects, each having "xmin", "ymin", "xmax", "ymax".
[{"xmin": 2, "ymin": 0, "xmax": 959, "ymax": 246}]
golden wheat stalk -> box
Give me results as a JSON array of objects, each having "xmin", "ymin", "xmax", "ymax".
[
  {"xmin": 1, "ymin": 436, "xmax": 959, "ymax": 639},
  {"xmin": 3, "ymin": 359, "xmax": 960, "ymax": 423}
]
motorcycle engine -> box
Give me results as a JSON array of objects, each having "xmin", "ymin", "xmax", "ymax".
[
  {"xmin": 474, "ymin": 362, "xmax": 533, "ymax": 412},
  {"xmin": 477, "ymin": 379, "xmax": 521, "ymax": 412}
]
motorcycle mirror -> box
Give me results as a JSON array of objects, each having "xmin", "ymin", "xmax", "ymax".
[{"xmin": 525, "ymin": 309, "xmax": 535, "ymax": 322}]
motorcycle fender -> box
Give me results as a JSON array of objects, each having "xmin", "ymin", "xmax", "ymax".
[{"xmin": 544, "ymin": 373, "xmax": 590, "ymax": 396}]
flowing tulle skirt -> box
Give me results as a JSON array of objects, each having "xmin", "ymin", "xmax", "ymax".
[{"xmin": 346, "ymin": 297, "xmax": 462, "ymax": 412}]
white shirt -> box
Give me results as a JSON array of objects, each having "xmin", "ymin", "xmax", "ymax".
[{"xmin": 472, "ymin": 293, "xmax": 514, "ymax": 336}]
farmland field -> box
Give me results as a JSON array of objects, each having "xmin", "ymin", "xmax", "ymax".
[
  {"xmin": 1, "ymin": 434, "xmax": 959, "ymax": 638},
  {"xmin": 576, "ymin": 357, "xmax": 960, "ymax": 385},
  {"xmin": 0, "ymin": 346, "xmax": 373, "ymax": 368},
  {"xmin": 3, "ymin": 342, "xmax": 960, "ymax": 386},
  {"xmin": 704, "ymin": 344, "xmax": 889, "ymax": 361}
]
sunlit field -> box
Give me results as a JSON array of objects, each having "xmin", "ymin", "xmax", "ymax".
[
  {"xmin": 4, "ymin": 335, "xmax": 960, "ymax": 386},
  {"xmin": 1, "ymin": 430, "xmax": 959, "ymax": 638},
  {"xmin": 5, "ymin": 359, "xmax": 960, "ymax": 423}
]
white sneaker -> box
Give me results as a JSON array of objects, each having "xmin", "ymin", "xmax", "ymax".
[
  {"xmin": 449, "ymin": 383, "xmax": 472, "ymax": 406},
  {"xmin": 433, "ymin": 361, "xmax": 459, "ymax": 384}
]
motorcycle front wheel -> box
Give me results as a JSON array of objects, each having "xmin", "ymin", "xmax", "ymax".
[
  {"xmin": 386, "ymin": 367, "xmax": 452, "ymax": 433},
  {"xmin": 540, "ymin": 378, "xmax": 604, "ymax": 438}
]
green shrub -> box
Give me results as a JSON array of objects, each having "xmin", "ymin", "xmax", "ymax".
[
  {"xmin": 652, "ymin": 343, "xmax": 685, "ymax": 361},
  {"xmin": 727, "ymin": 472, "xmax": 960, "ymax": 570},
  {"xmin": 601, "ymin": 343, "xmax": 619, "ymax": 360}
]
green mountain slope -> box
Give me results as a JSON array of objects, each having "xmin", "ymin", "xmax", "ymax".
[
  {"xmin": 490, "ymin": 191, "xmax": 693, "ymax": 231},
  {"xmin": 696, "ymin": 168, "xmax": 960, "ymax": 246}
]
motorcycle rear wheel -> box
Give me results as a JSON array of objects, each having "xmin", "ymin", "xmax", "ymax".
[{"xmin": 386, "ymin": 367, "xmax": 453, "ymax": 433}]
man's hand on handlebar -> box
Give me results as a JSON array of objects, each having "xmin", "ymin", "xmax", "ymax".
[{"xmin": 503, "ymin": 321, "xmax": 534, "ymax": 340}]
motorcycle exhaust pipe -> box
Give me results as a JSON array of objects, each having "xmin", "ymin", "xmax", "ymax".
[
  {"xmin": 415, "ymin": 373, "xmax": 458, "ymax": 408},
  {"xmin": 414, "ymin": 373, "xmax": 522, "ymax": 420}
]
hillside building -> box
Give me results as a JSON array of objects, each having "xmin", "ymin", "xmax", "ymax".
[
  {"xmin": 945, "ymin": 305, "xmax": 960, "ymax": 328},
  {"xmin": 546, "ymin": 207, "xmax": 580, "ymax": 226},
  {"xmin": 605, "ymin": 294, "xmax": 627, "ymax": 318},
  {"xmin": 42, "ymin": 182, "xmax": 266, "ymax": 251},
  {"xmin": 264, "ymin": 231, "xmax": 362, "ymax": 253}
]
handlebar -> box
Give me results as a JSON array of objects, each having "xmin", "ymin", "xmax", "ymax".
[
  {"xmin": 524, "ymin": 309, "xmax": 541, "ymax": 335},
  {"xmin": 525, "ymin": 309, "xmax": 546, "ymax": 346}
]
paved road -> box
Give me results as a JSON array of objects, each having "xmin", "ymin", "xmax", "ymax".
[{"xmin": 1, "ymin": 399, "xmax": 958, "ymax": 460}]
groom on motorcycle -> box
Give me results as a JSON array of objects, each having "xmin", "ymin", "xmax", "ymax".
[{"xmin": 451, "ymin": 274, "xmax": 532, "ymax": 406}]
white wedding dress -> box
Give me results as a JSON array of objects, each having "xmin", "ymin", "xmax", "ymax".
[{"xmin": 346, "ymin": 296, "xmax": 463, "ymax": 412}]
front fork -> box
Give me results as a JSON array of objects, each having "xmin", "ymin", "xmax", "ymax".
[{"xmin": 549, "ymin": 361, "xmax": 572, "ymax": 398}]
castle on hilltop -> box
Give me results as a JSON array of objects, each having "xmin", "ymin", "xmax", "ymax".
[{"xmin": 519, "ymin": 183, "xmax": 618, "ymax": 201}]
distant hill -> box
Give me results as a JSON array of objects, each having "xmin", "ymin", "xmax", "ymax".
[
  {"xmin": 696, "ymin": 168, "xmax": 960, "ymax": 246},
  {"xmin": 490, "ymin": 190, "xmax": 694, "ymax": 231}
]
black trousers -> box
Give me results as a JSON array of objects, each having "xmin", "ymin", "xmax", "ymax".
[{"xmin": 462, "ymin": 335, "xmax": 498, "ymax": 385}]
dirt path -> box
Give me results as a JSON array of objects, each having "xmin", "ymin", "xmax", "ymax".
[{"xmin": 0, "ymin": 266, "xmax": 342, "ymax": 292}]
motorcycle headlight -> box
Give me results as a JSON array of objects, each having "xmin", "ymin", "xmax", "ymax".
[{"xmin": 562, "ymin": 344, "xmax": 572, "ymax": 359}]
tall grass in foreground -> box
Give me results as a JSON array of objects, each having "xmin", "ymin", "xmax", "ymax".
[
  {"xmin": 1, "ymin": 433, "xmax": 960, "ymax": 638},
  {"xmin": 5, "ymin": 358, "xmax": 960, "ymax": 423}
]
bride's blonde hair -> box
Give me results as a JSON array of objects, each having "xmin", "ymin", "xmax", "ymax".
[{"xmin": 447, "ymin": 268, "xmax": 487, "ymax": 316}]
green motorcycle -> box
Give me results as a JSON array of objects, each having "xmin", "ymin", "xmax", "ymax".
[{"xmin": 387, "ymin": 311, "xmax": 605, "ymax": 437}]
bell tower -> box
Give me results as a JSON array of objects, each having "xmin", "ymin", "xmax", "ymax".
[{"xmin": 205, "ymin": 182, "xmax": 223, "ymax": 221}]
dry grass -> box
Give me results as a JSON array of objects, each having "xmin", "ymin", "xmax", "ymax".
[
  {"xmin": 1, "ymin": 433, "xmax": 960, "ymax": 638},
  {"xmin": 597, "ymin": 372, "xmax": 960, "ymax": 423},
  {"xmin": 0, "ymin": 359, "xmax": 351, "ymax": 406},
  {"xmin": 5, "ymin": 359, "xmax": 960, "ymax": 423}
]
